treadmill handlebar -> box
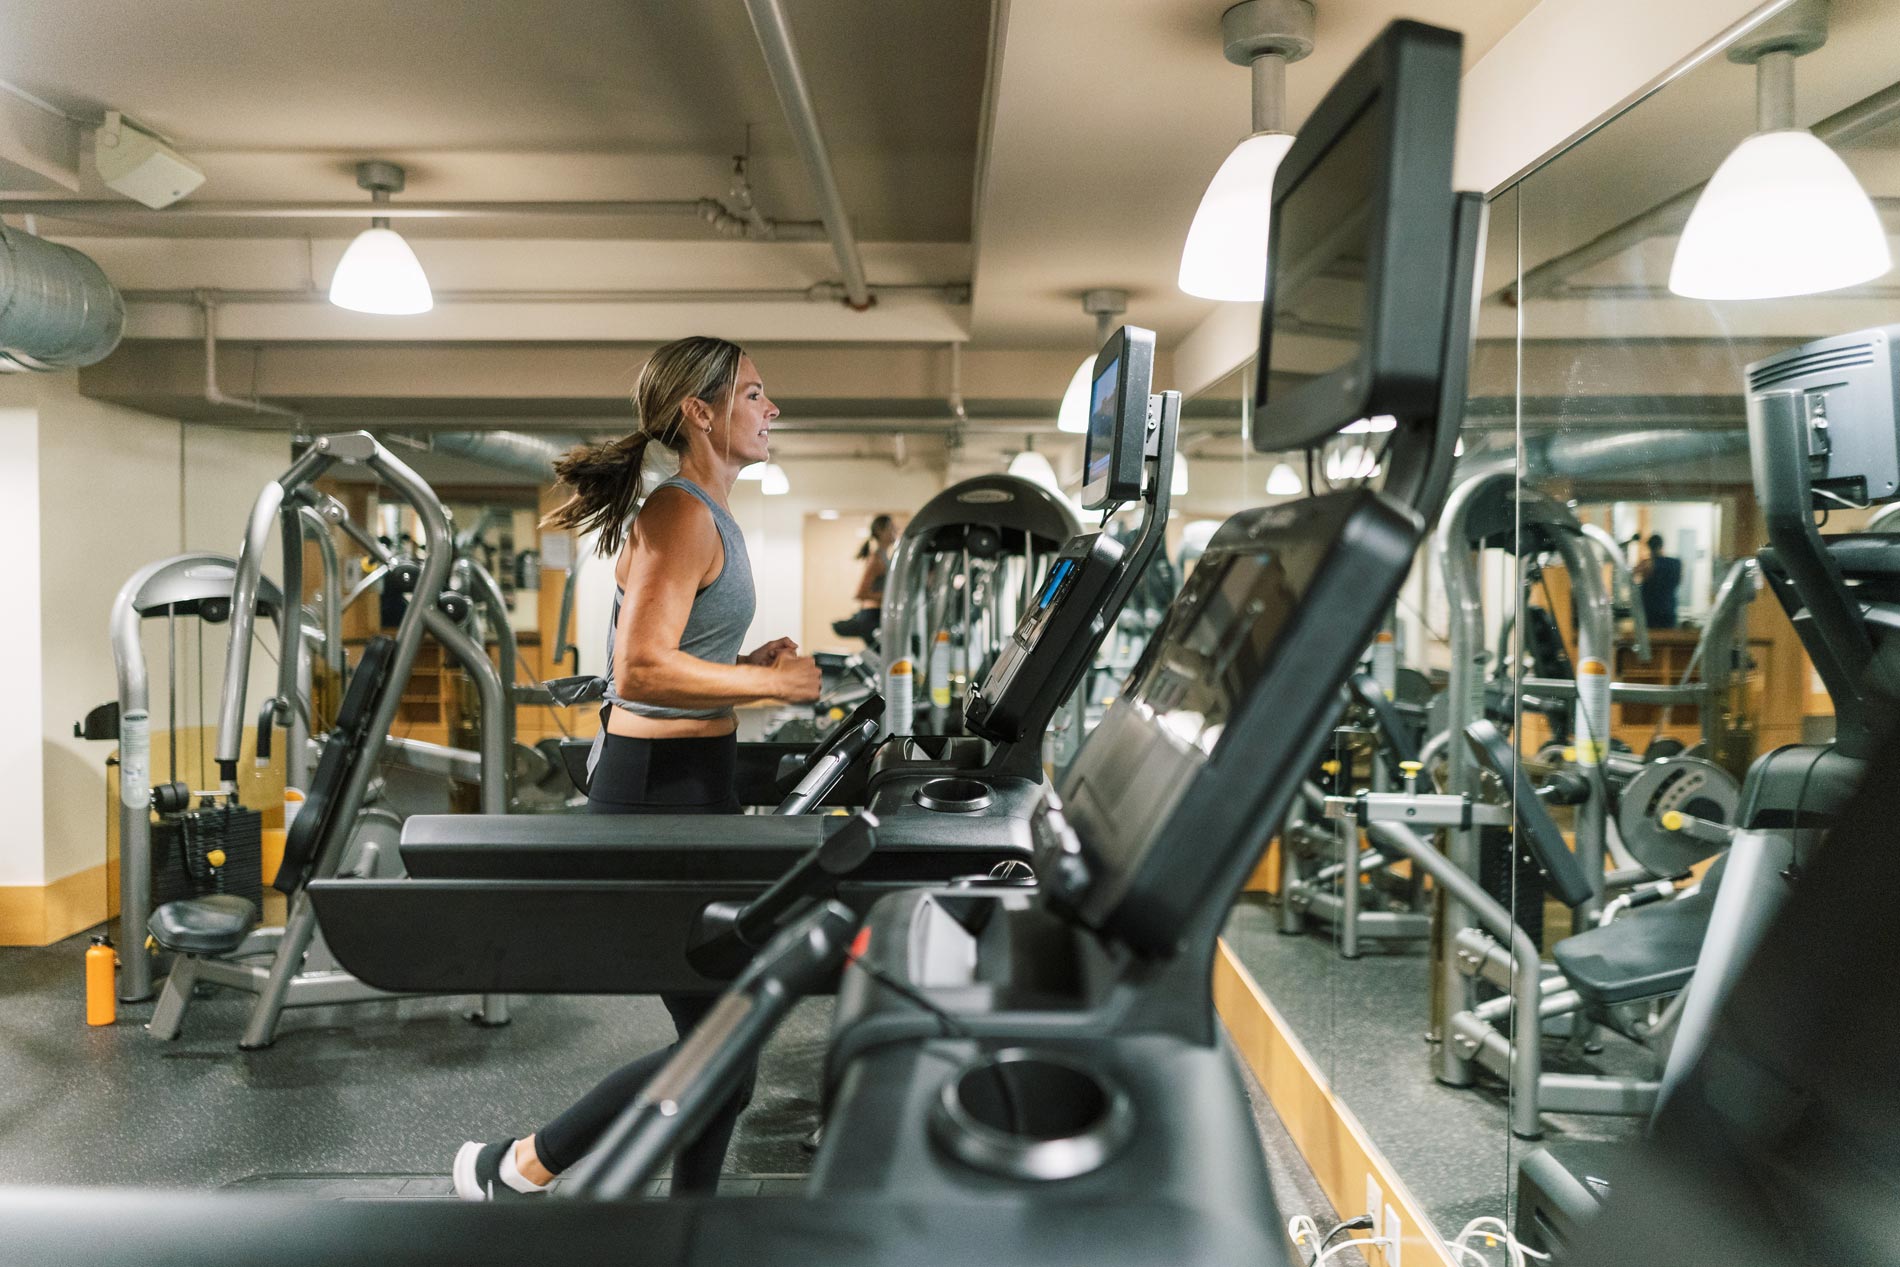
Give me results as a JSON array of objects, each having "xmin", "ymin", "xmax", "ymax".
[
  {"xmin": 686, "ymin": 811, "xmax": 879, "ymax": 978},
  {"xmin": 564, "ymin": 900, "xmax": 861, "ymax": 1202}
]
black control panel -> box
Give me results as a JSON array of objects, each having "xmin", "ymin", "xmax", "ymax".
[
  {"xmin": 963, "ymin": 530, "xmax": 1124, "ymax": 744},
  {"xmin": 1038, "ymin": 491, "xmax": 1422, "ymax": 954}
]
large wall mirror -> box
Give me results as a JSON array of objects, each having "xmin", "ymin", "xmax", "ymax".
[{"xmin": 1215, "ymin": 0, "xmax": 1897, "ymax": 1257}]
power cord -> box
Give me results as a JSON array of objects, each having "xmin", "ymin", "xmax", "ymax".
[
  {"xmin": 1446, "ymin": 1216, "xmax": 1551, "ymax": 1267},
  {"xmin": 1288, "ymin": 1214, "xmax": 1382, "ymax": 1266}
]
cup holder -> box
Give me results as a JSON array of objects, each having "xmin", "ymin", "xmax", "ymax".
[
  {"xmin": 928, "ymin": 1048, "xmax": 1134, "ymax": 1181},
  {"xmin": 913, "ymin": 776, "xmax": 994, "ymax": 814}
]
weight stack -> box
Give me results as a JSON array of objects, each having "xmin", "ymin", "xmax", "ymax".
[
  {"xmin": 1478, "ymin": 825, "xmax": 1546, "ymax": 950},
  {"xmin": 151, "ymin": 805, "xmax": 264, "ymax": 911}
]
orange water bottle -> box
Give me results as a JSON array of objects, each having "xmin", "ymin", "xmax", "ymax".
[{"xmin": 86, "ymin": 935, "xmax": 117, "ymax": 1026}]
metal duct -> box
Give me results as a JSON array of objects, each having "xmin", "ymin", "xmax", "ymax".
[
  {"xmin": 0, "ymin": 225, "xmax": 125, "ymax": 370},
  {"xmin": 1456, "ymin": 428, "xmax": 1750, "ymax": 485},
  {"xmin": 430, "ymin": 430, "xmax": 583, "ymax": 481}
]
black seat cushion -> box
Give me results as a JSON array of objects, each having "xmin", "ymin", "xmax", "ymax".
[
  {"xmin": 1554, "ymin": 891, "xmax": 1715, "ymax": 1008},
  {"xmin": 148, "ymin": 894, "xmax": 259, "ymax": 956}
]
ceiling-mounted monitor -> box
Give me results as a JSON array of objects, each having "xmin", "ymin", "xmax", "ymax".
[
  {"xmin": 1252, "ymin": 21, "xmax": 1462, "ymax": 452},
  {"xmin": 1080, "ymin": 325, "xmax": 1155, "ymax": 510}
]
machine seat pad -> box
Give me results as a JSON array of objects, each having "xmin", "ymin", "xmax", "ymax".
[
  {"xmin": 148, "ymin": 894, "xmax": 259, "ymax": 955},
  {"xmin": 1554, "ymin": 891, "xmax": 1714, "ymax": 1009}
]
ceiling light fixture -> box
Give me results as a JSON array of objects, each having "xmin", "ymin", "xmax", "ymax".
[
  {"xmin": 1669, "ymin": 0, "xmax": 1890, "ymax": 301},
  {"xmin": 1171, "ymin": 454, "xmax": 1190, "ymax": 496},
  {"xmin": 759, "ymin": 463, "xmax": 791, "ymax": 495},
  {"xmin": 1178, "ymin": 0, "xmax": 1315, "ymax": 302},
  {"xmin": 329, "ymin": 161, "xmax": 434, "ymax": 316},
  {"xmin": 1008, "ymin": 437, "xmax": 1063, "ymax": 496},
  {"xmin": 1057, "ymin": 289, "xmax": 1128, "ymax": 434},
  {"xmin": 738, "ymin": 463, "xmax": 765, "ymax": 480},
  {"xmin": 1266, "ymin": 461, "xmax": 1303, "ymax": 495}
]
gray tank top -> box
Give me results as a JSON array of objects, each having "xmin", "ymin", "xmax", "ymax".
[{"xmin": 604, "ymin": 476, "xmax": 755, "ymax": 722}]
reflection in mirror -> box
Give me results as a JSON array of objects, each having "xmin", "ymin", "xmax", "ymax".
[
  {"xmin": 1220, "ymin": 184, "xmax": 1525, "ymax": 1252},
  {"xmin": 1484, "ymin": 1, "xmax": 1897, "ymax": 1259}
]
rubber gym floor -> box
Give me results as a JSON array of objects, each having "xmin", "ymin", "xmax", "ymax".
[{"xmin": 2, "ymin": 922, "xmax": 1359, "ymax": 1261}]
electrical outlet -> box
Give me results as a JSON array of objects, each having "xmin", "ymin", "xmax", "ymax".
[
  {"xmin": 1365, "ymin": 1176, "xmax": 1383, "ymax": 1240},
  {"xmin": 1385, "ymin": 1203, "xmax": 1402, "ymax": 1267}
]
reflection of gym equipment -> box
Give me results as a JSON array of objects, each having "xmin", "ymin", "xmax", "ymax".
[
  {"xmin": 144, "ymin": 434, "xmax": 509, "ymax": 1048},
  {"xmin": 1515, "ymin": 326, "xmax": 1900, "ymax": 1252},
  {"xmin": 0, "ymin": 22, "xmax": 1478, "ymax": 1262}
]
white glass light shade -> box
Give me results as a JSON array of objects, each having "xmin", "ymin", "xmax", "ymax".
[
  {"xmin": 1007, "ymin": 449, "xmax": 1062, "ymax": 496},
  {"xmin": 1057, "ymin": 355, "xmax": 1097, "ymax": 433},
  {"xmin": 759, "ymin": 463, "xmax": 790, "ymax": 495},
  {"xmin": 738, "ymin": 463, "xmax": 764, "ymax": 480},
  {"xmin": 1341, "ymin": 414, "xmax": 1397, "ymax": 434},
  {"xmin": 1669, "ymin": 130, "xmax": 1892, "ymax": 300},
  {"xmin": 1325, "ymin": 444, "xmax": 1378, "ymax": 482},
  {"xmin": 329, "ymin": 227, "xmax": 434, "ymax": 315},
  {"xmin": 1178, "ymin": 131, "xmax": 1296, "ymax": 302},
  {"xmin": 1266, "ymin": 462, "xmax": 1303, "ymax": 496},
  {"xmin": 1170, "ymin": 455, "xmax": 1189, "ymax": 496}
]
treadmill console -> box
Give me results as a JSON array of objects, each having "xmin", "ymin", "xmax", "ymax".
[
  {"xmin": 1081, "ymin": 326, "xmax": 1156, "ymax": 511},
  {"xmin": 1035, "ymin": 490, "xmax": 1421, "ymax": 956},
  {"xmin": 964, "ymin": 530, "xmax": 1124, "ymax": 744}
]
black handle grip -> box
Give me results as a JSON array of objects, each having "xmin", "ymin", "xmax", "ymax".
[
  {"xmin": 255, "ymin": 697, "xmax": 281, "ymax": 764},
  {"xmin": 564, "ymin": 900, "xmax": 861, "ymax": 1202},
  {"xmin": 686, "ymin": 812, "xmax": 879, "ymax": 979}
]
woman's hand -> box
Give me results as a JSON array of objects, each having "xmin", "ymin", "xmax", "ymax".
[
  {"xmin": 743, "ymin": 637, "xmax": 800, "ymax": 667},
  {"xmin": 770, "ymin": 653, "xmax": 823, "ymax": 702}
]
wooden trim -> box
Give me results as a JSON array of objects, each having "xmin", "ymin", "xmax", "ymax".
[
  {"xmin": 1214, "ymin": 940, "xmax": 1455, "ymax": 1267},
  {"xmin": 0, "ymin": 862, "xmax": 113, "ymax": 947}
]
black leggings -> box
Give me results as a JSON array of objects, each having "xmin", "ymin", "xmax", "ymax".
[{"xmin": 539, "ymin": 731, "xmax": 750, "ymax": 1190}]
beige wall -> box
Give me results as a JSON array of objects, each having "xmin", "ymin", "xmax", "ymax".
[
  {"xmin": 0, "ymin": 377, "xmax": 45, "ymax": 885},
  {"xmin": 31, "ymin": 371, "xmax": 292, "ymax": 893}
]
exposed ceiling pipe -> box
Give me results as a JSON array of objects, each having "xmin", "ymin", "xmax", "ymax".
[
  {"xmin": 121, "ymin": 281, "xmax": 970, "ymax": 307},
  {"xmin": 1454, "ymin": 428, "xmax": 1750, "ymax": 484},
  {"xmin": 1512, "ymin": 79, "xmax": 1900, "ymax": 303},
  {"xmin": 0, "ymin": 221, "xmax": 124, "ymax": 370},
  {"xmin": 199, "ymin": 292, "xmax": 300, "ymax": 420},
  {"xmin": 740, "ymin": 0, "xmax": 874, "ymax": 310},
  {"xmin": 8, "ymin": 197, "xmax": 828, "ymax": 241},
  {"xmin": 428, "ymin": 429, "xmax": 583, "ymax": 481}
]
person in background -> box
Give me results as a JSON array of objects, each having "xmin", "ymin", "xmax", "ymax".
[
  {"xmin": 832, "ymin": 514, "xmax": 897, "ymax": 648},
  {"xmin": 1635, "ymin": 532, "xmax": 1682, "ymax": 629}
]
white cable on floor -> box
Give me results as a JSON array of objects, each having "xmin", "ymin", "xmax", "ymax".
[{"xmin": 1446, "ymin": 1215, "xmax": 1551, "ymax": 1267}]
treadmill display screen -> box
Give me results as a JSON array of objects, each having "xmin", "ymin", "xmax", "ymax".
[
  {"xmin": 1046, "ymin": 493, "xmax": 1416, "ymax": 947},
  {"xmin": 1265, "ymin": 105, "xmax": 1376, "ymax": 388},
  {"xmin": 1084, "ymin": 357, "xmax": 1121, "ymax": 488}
]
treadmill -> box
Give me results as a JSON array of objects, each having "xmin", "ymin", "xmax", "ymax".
[
  {"xmin": 0, "ymin": 20, "xmax": 1478, "ymax": 1265},
  {"xmin": 302, "ymin": 333, "xmax": 1181, "ymax": 994},
  {"xmin": 863, "ymin": 327, "xmax": 1183, "ymax": 816}
]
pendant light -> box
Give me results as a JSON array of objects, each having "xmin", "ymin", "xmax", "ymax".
[
  {"xmin": 759, "ymin": 463, "xmax": 790, "ymax": 495},
  {"xmin": 329, "ymin": 161, "xmax": 434, "ymax": 315},
  {"xmin": 1171, "ymin": 454, "xmax": 1190, "ymax": 496},
  {"xmin": 1670, "ymin": 0, "xmax": 1890, "ymax": 301},
  {"xmin": 1056, "ymin": 289, "xmax": 1128, "ymax": 433},
  {"xmin": 1008, "ymin": 438, "xmax": 1062, "ymax": 496},
  {"xmin": 1178, "ymin": 0, "xmax": 1315, "ymax": 302},
  {"xmin": 1266, "ymin": 462, "xmax": 1303, "ymax": 496}
]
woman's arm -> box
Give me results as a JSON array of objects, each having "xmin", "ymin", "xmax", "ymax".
[
  {"xmin": 613, "ymin": 489, "xmax": 818, "ymax": 706},
  {"xmin": 852, "ymin": 551, "xmax": 886, "ymax": 604}
]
